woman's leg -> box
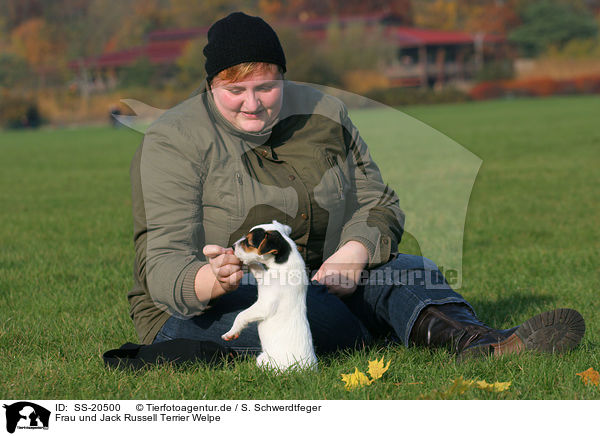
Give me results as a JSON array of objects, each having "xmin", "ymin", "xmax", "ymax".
[
  {"xmin": 153, "ymin": 274, "xmax": 372, "ymax": 354},
  {"xmin": 344, "ymin": 254, "xmax": 585, "ymax": 358},
  {"xmin": 344, "ymin": 253, "xmax": 471, "ymax": 346}
]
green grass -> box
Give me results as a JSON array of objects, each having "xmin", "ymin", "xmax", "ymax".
[{"xmin": 1, "ymin": 95, "xmax": 599, "ymax": 399}]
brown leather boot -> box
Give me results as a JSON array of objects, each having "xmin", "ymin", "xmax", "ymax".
[{"xmin": 409, "ymin": 304, "xmax": 585, "ymax": 361}]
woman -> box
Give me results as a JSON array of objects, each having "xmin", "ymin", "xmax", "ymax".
[{"xmin": 127, "ymin": 12, "xmax": 584, "ymax": 361}]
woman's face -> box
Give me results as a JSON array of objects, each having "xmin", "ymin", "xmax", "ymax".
[{"xmin": 211, "ymin": 68, "xmax": 283, "ymax": 133}]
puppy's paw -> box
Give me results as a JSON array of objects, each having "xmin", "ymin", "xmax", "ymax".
[{"xmin": 221, "ymin": 331, "xmax": 240, "ymax": 341}]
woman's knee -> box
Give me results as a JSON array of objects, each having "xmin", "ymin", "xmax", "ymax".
[{"xmin": 388, "ymin": 253, "xmax": 439, "ymax": 272}]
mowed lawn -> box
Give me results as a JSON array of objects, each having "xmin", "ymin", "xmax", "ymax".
[{"xmin": 0, "ymin": 95, "xmax": 598, "ymax": 400}]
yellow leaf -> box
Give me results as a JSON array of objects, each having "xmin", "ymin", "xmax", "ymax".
[
  {"xmin": 420, "ymin": 377, "xmax": 472, "ymax": 400},
  {"xmin": 420, "ymin": 377, "xmax": 511, "ymax": 399},
  {"xmin": 367, "ymin": 357, "xmax": 391, "ymax": 381},
  {"xmin": 476, "ymin": 380, "xmax": 512, "ymax": 392},
  {"xmin": 341, "ymin": 367, "xmax": 372, "ymax": 390},
  {"xmin": 576, "ymin": 367, "xmax": 600, "ymax": 387},
  {"xmin": 449, "ymin": 376, "xmax": 475, "ymax": 395}
]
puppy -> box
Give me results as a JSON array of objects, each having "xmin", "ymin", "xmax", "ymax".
[{"xmin": 222, "ymin": 220, "xmax": 317, "ymax": 371}]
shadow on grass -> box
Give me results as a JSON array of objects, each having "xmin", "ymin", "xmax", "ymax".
[{"xmin": 468, "ymin": 292, "xmax": 557, "ymax": 328}]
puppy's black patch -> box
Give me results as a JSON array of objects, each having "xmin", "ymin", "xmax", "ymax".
[
  {"xmin": 261, "ymin": 230, "xmax": 291, "ymax": 264},
  {"xmin": 247, "ymin": 228, "xmax": 266, "ymax": 248}
]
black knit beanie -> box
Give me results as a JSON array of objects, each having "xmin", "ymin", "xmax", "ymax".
[{"xmin": 203, "ymin": 12, "xmax": 287, "ymax": 81}]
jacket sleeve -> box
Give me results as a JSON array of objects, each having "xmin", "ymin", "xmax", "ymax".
[
  {"xmin": 336, "ymin": 105, "xmax": 405, "ymax": 269},
  {"xmin": 139, "ymin": 120, "xmax": 209, "ymax": 318}
]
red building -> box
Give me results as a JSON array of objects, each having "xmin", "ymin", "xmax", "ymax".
[{"xmin": 71, "ymin": 13, "xmax": 509, "ymax": 89}]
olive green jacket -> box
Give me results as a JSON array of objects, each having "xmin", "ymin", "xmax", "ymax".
[{"xmin": 128, "ymin": 81, "xmax": 404, "ymax": 344}]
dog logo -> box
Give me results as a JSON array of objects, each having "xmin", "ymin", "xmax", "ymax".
[{"xmin": 3, "ymin": 402, "xmax": 50, "ymax": 434}]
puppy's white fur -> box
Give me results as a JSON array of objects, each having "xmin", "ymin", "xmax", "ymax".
[{"xmin": 222, "ymin": 220, "xmax": 317, "ymax": 371}]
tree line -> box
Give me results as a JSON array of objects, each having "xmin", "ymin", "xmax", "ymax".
[
  {"xmin": 1, "ymin": 0, "xmax": 599, "ymax": 90},
  {"xmin": 0, "ymin": 0, "xmax": 599, "ymax": 129}
]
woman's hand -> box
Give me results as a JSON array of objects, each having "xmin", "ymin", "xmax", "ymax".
[
  {"xmin": 311, "ymin": 241, "xmax": 368, "ymax": 298},
  {"xmin": 202, "ymin": 245, "xmax": 243, "ymax": 295}
]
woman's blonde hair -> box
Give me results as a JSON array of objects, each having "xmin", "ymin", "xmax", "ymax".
[{"xmin": 211, "ymin": 62, "xmax": 284, "ymax": 85}]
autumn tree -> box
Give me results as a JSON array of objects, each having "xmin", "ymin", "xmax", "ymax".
[
  {"xmin": 175, "ymin": 38, "xmax": 208, "ymax": 87},
  {"xmin": 0, "ymin": 53, "xmax": 33, "ymax": 89},
  {"xmin": 168, "ymin": 0, "xmax": 257, "ymax": 28},
  {"xmin": 259, "ymin": 0, "xmax": 413, "ymax": 24},
  {"xmin": 462, "ymin": 1, "xmax": 521, "ymax": 35},
  {"xmin": 413, "ymin": 0, "xmax": 524, "ymax": 34},
  {"xmin": 278, "ymin": 19, "xmax": 395, "ymax": 91},
  {"xmin": 10, "ymin": 18, "xmax": 63, "ymax": 88},
  {"xmin": 509, "ymin": 0, "xmax": 599, "ymax": 57},
  {"xmin": 413, "ymin": 0, "xmax": 460, "ymax": 30},
  {"xmin": 0, "ymin": 0, "xmax": 44, "ymax": 33}
]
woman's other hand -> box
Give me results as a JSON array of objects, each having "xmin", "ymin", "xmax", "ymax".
[{"xmin": 311, "ymin": 241, "xmax": 368, "ymax": 298}]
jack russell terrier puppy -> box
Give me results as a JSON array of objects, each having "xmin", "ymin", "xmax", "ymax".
[{"xmin": 222, "ymin": 220, "xmax": 317, "ymax": 371}]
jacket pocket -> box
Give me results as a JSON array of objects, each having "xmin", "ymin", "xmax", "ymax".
[
  {"xmin": 234, "ymin": 170, "xmax": 244, "ymax": 216},
  {"xmin": 228, "ymin": 167, "xmax": 248, "ymax": 237},
  {"xmin": 325, "ymin": 151, "xmax": 346, "ymax": 200}
]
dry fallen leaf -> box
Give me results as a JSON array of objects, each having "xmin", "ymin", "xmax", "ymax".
[
  {"xmin": 420, "ymin": 377, "xmax": 471, "ymax": 399},
  {"xmin": 449, "ymin": 376, "xmax": 475, "ymax": 395},
  {"xmin": 420, "ymin": 377, "xmax": 511, "ymax": 399},
  {"xmin": 341, "ymin": 357, "xmax": 391, "ymax": 390},
  {"xmin": 367, "ymin": 357, "xmax": 391, "ymax": 381},
  {"xmin": 476, "ymin": 380, "xmax": 512, "ymax": 392},
  {"xmin": 341, "ymin": 367, "xmax": 372, "ymax": 390},
  {"xmin": 576, "ymin": 367, "xmax": 600, "ymax": 387}
]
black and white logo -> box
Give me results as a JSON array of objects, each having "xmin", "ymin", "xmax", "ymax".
[{"xmin": 3, "ymin": 402, "xmax": 50, "ymax": 434}]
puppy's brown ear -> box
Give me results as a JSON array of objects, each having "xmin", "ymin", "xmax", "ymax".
[{"xmin": 257, "ymin": 231, "xmax": 291, "ymax": 264}]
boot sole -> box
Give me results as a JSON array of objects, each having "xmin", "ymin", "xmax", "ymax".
[{"xmin": 460, "ymin": 308, "xmax": 585, "ymax": 361}]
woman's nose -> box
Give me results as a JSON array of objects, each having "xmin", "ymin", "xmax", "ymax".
[{"xmin": 242, "ymin": 92, "xmax": 261, "ymax": 111}]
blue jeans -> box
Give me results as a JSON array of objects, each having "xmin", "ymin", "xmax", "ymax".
[{"xmin": 153, "ymin": 254, "xmax": 471, "ymax": 354}]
